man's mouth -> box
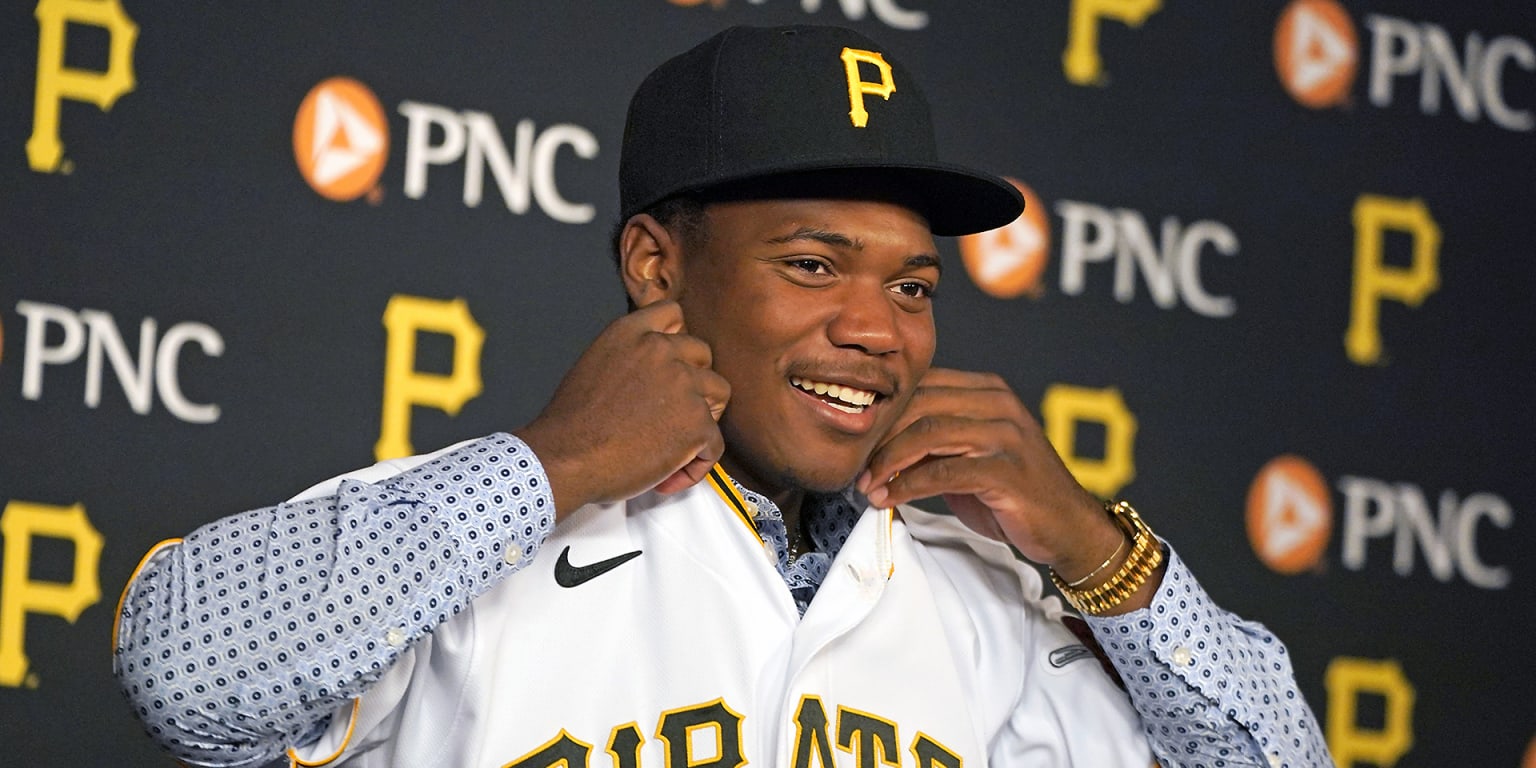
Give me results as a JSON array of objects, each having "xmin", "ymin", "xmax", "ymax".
[{"xmin": 789, "ymin": 376, "xmax": 878, "ymax": 414}]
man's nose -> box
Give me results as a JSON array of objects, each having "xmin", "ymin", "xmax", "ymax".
[{"xmin": 826, "ymin": 285, "xmax": 901, "ymax": 355}]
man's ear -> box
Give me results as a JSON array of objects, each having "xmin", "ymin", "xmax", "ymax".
[{"xmin": 619, "ymin": 214, "xmax": 686, "ymax": 308}]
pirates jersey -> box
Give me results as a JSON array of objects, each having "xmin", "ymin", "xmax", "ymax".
[{"xmin": 286, "ymin": 453, "xmax": 1154, "ymax": 768}]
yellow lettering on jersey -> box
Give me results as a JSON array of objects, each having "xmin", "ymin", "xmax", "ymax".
[
  {"xmin": 791, "ymin": 695, "xmax": 837, "ymax": 768},
  {"xmin": 910, "ymin": 732, "xmax": 963, "ymax": 768},
  {"xmin": 1041, "ymin": 384, "xmax": 1138, "ymax": 498},
  {"xmin": 0, "ymin": 500, "xmax": 104, "ymax": 687},
  {"xmin": 656, "ymin": 698, "xmax": 745, "ymax": 768},
  {"xmin": 1062, "ymin": 0, "xmax": 1162, "ymax": 86},
  {"xmin": 375, "ymin": 295, "xmax": 485, "ymax": 461},
  {"xmin": 28, "ymin": 0, "xmax": 139, "ymax": 172},
  {"xmin": 606, "ymin": 722, "xmax": 644, "ymax": 768},
  {"xmin": 1345, "ymin": 195, "xmax": 1441, "ymax": 366},
  {"xmin": 840, "ymin": 47, "xmax": 896, "ymax": 128},
  {"xmin": 502, "ymin": 729, "xmax": 592, "ymax": 768},
  {"xmin": 836, "ymin": 705, "xmax": 901, "ymax": 767},
  {"xmin": 1325, "ymin": 656, "xmax": 1415, "ymax": 767}
]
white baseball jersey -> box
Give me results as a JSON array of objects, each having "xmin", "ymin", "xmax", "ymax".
[{"xmin": 285, "ymin": 451, "xmax": 1155, "ymax": 768}]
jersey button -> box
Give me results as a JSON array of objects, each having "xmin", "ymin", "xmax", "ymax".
[
  {"xmin": 385, "ymin": 628, "xmax": 406, "ymax": 648},
  {"xmin": 1171, "ymin": 645, "xmax": 1193, "ymax": 667},
  {"xmin": 504, "ymin": 545, "xmax": 523, "ymax": 566}
]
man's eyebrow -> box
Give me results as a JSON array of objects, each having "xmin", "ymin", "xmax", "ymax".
[
  {"xmin": 764, "ymin": 227, "xmax": 863, "ymax": 249},
  {"xmin": 907, "ymin": 253, "xmax": 942, "ymax": 273},
  {"xmin": 764, "ymin": 228, "xmax": 940, "ymax": 272}
]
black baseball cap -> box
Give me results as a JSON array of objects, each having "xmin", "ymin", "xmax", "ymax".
[{"xmin": 619, "ymin": 25, "xmax": 1024, "ymax": 237}]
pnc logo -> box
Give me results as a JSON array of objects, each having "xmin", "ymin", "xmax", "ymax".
[
  {"xmin": 1246, "ymin": 454, "xmax": 1514, "ymax": 588},
  {"xmin": 1246, "ymin": 454, "xmax": 1333, "ymax": 574},
  {"xmin": 956, "ymin": 179, "xmax": 1240, "ymax": 318},
  {"xmin": 1273, "ymin": 1, "xmax": 1535, "ymax": 131},
  {"xmin": 665, "ymin": 0, "xmax": 929, "ymax": 31},
  {"xmin": 293, "ymin": 77, "xmax": 389, "ymax": 202},
  {"xmin": 1274, "ymin": 0, "xmax": 1359, "ymax": 109},
  {"xmin": 958, "ymin": 178, "xmax": 1050, "ymax": 300}
]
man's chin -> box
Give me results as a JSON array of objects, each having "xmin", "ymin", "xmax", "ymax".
[{"xmin": 774, "ymin": 459, "xmax": 867, "ymax": 495}]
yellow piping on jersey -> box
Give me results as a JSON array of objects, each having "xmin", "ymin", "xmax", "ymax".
[
  {"xmin": 287, "ymin": 698, "xmax": 360, "ymax": 766},
  {"xmin": 708, "ymin": 465, "xmax": 898, "ymax": 580},
  {"xmin": 705, "ymin": 465, "xmax": 759, "ymax": 538},
  {"xmin": 884, "ymin": 509, "xmax": 896, "ymax": 578},
  {"xmin": 112, "ymin": 537, "xmax": 182, "ymax": 651}
]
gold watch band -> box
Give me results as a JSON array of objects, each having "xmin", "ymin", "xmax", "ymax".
[{"xmin": 1049, "ymin": 500, "xmax": 1164, "ymax": 616}]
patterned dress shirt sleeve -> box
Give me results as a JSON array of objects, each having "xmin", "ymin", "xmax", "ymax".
[
  {"xmin": 1085, "ymin": 546, "xmax": 1332, "ymax": 768},
  {"xmin": 113, "ymin": 433, "xmax": 554, "ymax": 768}
]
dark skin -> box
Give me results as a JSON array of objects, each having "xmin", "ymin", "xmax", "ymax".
[{"xmin": 515, "ymin": 196, "xmax": 1163, "ymax": 615}]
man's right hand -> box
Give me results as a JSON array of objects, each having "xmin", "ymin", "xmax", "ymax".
[{"xmin": 514, "ymin": 301, "xmax": 730, "ymax": 518}]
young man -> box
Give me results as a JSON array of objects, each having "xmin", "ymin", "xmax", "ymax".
[{"xmin": 116, "ymin": 25, "xmax": 1330, "ymax": 768}]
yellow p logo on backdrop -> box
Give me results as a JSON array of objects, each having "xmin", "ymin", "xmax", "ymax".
[
  {"xmin": 840, "ymin": 47, "xmax": 895, "ymax": 128},
  {"xmin": 0, "ymin": 501, "xmax": 104, "ymax": 688},
  {"xmin": 1042, "ymin": 384, "xmax": 1138, "ymax": 499},
  {"xmin": 376, "ymin": 295, "xmax": 486, "ymax": 461},
  {"xmin": 1063, "ymin": 0, "xmax": 1162, "ymax": 86},
  {"xmin": 1346, "ymin": 195, "xmax": 1441, "ymax": 366},
  {"xmin": 27, "ymin": 0, "xmax": 139, "ymax": 173},
  {"xmin": 1326, "ymin": 657, "xmax": 1416, "ymax": 767}
]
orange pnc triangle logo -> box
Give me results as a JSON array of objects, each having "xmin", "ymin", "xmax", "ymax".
[
  {"xmin": 958, "ymin": 178, "xmax": 1050, "ymax": 300},
  {"xmin": 1246, "ymin": 454, "xmax": 1334, "ymax": 574},
  {"xmin": 1274, "ymin": 0, "xmax": 1359, "ymax": 109},
  {"xmin": 293, "ymin": 77, "xmax": 389, "ymax": 202}
]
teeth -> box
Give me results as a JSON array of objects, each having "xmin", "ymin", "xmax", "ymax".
[{"xmin": 790, "ymin": 377, "xmax": 877, "ymax": 408}]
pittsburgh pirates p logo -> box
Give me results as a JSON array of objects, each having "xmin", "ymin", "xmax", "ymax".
[
  {"xmin": 27, "ymin": 0, "xmax": 139, "ymax": 173},
  {"xmin": 840, "ymin": 47, "xmax": 895, "ymax": 128}
]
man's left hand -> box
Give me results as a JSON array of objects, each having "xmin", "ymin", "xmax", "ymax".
[{"xmin": 857, "ymin": 368, "xmax": 1128, "ymax": 583}]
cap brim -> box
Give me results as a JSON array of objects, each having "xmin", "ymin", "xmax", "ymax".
[{"xmin": 645, "ymin": 161, "xmax": 1024, "ymax": 237}]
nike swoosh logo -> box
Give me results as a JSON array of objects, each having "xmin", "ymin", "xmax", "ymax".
[
  {"xmin": 554, "ymin": 546, "xmax": 643, "ymax": 588},
  {"xmin": 1048, "ymin": 645, "xmax": 1096, "ymax": 669}
]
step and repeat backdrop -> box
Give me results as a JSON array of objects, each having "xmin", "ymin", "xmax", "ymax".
[{"xmin": 2, "ymin": 1, "xmax": 1532, "ymax": 766}]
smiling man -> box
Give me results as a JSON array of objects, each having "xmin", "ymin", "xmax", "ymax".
[{"xmin": 116, "ymin": 25, "xmax": 1331, "ymax": 768}]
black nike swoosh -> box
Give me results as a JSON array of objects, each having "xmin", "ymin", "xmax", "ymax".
[{"xmin": 554, "ymin": 545, "xmax": 643, "ymax": 588}]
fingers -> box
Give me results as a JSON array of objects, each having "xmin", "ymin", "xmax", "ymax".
[
  {"xmin": 669, "ymin": 333, "xmax": 715, "ymax": 368},
  {"xmin": 698, "ymin": 369, "xmax": 731, "ymax": 421},
  {"xmin": 629, "ymin": 301, "xmax": 713, "ymax": 369},
  {"xmin": 920, "ymin": 367, "xmax": 1011, "ymax": 391},
  {"xmin": 654, "ymin": 424, "xmax": 725, "ymax": 495},
  {"xmin": 859, "ymin": 415, "xmax": 1020, "ymax": 502},
  {"xmin": 880, "ymin": 369, "xmax": 1026, "ymax": 447},
  {"xmin": 629, "ymin": 299, "xmax": 685, "ymax": 334},
  {"xmin": 654, "ymin": 456, "xmax": 715, "ymax": 495},
  {"xmin": 867, "ymin": 454, "xmax": 1012, "ymax": 509}
]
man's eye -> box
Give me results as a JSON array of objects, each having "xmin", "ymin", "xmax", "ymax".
[
  {"xmin": 788, "ymin": 259, "xmax": 830, "ymax": 274},
  {"xmin": 894, "ymin": 281, "xmax": 934, "ymax": 299}
]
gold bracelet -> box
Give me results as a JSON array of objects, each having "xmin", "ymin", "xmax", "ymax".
[
  {"xmin": 1049, "ymin": 500, "xmax": 1164, "ymax": 616},
  {"xmin": 1064, "ymin": 532, "xmax": 1127, "ymax": 588}
]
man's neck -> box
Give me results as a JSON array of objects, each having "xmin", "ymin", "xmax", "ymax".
[{"xmin": 717, "ymin": 455, "xmax": 807, "ymax": 521}]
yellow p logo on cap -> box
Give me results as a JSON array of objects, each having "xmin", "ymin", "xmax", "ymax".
[{"xmin": 840, "ymin": 48, "xmax": 896, "ymax": 128}]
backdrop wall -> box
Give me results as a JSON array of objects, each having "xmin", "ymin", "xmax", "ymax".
[{"xmin": 2, "ymin": 1, "xmax": 1531, "ymax": 766}]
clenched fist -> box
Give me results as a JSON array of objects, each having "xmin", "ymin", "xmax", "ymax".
[{"xmin": 514, "ymin": 301, "xmax": 731, "ymax": 517}]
